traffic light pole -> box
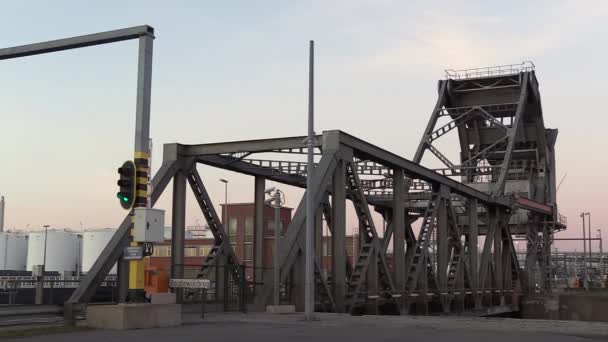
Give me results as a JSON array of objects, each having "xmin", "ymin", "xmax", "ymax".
[{"xmin": 128, "ymin": 32, "xmax": 154, "ymax": 302}]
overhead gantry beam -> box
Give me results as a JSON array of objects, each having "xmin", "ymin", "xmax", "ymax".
[{"xmin": 0, "ymin": 25, "xmax": 154, "ymax": 60}]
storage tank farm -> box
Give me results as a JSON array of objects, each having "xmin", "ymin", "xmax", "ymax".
[
  {"xmin": 81, "ymin": 228, "xmax": 117, "ymax": 274},
  {"xmin": 0, "ymin": 232, "xmax": 28, "ymax": 271},
  {"xmin": 26, "ymin": 229, "xmax": 81, "ymax": 274}
]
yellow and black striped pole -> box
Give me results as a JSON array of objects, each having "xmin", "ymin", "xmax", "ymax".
[
  {"xmin": 128, "ymin": 151, "xmax": 150, "ymax": 293},
  {"xmin": 127, "ymin": 30, "xmax": 154, "ymax": 301}
]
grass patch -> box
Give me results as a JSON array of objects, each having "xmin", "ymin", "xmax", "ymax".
[{"xmin": 0, "ymin": 325, "xmax": 90, "ymax": 339}]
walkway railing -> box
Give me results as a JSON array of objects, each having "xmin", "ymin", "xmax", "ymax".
[{"xmin": 445, "ymin": 61, "xmax": 535, "ymax": 80}]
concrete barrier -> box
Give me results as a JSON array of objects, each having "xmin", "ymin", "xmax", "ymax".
[
  {"xmin": 86, "ymin": 303, "xmax": 181, "ymax": 330},
  {"xmin": 521, "ymin": 293, "xmax": 608, "ymax": 322}
]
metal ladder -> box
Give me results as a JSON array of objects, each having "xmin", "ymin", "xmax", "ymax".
[{"xmin": 344, "ymin": 162, "xmax": 395, "ymax": 312}]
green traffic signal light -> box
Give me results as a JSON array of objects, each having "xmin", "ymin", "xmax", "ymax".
[{"xmin": 117, "ymin": 160, "xmax": 136, "ymax": 210}]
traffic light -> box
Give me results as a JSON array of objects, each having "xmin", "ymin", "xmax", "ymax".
[{"xmin": 117, "ymin": 160, "xmax": 136, "ymax": 210}]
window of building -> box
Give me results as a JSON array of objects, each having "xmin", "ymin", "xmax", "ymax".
[
  {"xmin": 184, "ymin": 246, "xmax": 198, "ymax": 257},
  {"xmin": 243, "ymin": 244, "xmax": 254, "ymax": 261},
  {"xmin": 244, "ymin": 217, "xmax": 254, "ymax": 243},
  {"xmin": 228, "ymin": 217, "xmax": 238, "ymax": 243},
  {"xmin": 153, "ymin": 246, "xmax": 171, "ymax": 257},
  {"xmin": 198, "ymin": 246, "xmax": 211, "ymax": 257}
]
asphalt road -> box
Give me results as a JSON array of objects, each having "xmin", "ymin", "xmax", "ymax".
[{"xmin": 3, "ymin": 314, "xmax": 607, "ymax": 342}]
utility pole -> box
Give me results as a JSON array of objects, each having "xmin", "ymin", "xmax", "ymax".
[{"xmin": 304, "ymin": 40, "xmax": 315, "ymax": 321}]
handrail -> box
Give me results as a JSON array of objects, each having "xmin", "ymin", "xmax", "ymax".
[{"xmin": 445, "ymin": 61, "xmax": 535, "ymax": 80}]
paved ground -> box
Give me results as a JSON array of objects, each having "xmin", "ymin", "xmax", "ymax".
[{"xmin": 3, "ymin": 313, "xmax": 608, "ymax": 341}]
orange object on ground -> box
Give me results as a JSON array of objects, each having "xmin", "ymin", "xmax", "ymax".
[{"xmin": 144, "ymin": 265, "xmax": 169, "ymax": 293}]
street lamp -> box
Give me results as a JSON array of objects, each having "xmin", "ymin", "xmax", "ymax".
[
  {"xmin": 265, "ymin": 187, "xmax": 285, "ymax": 307},
  {"xmin": 580, "ymin": 212, "xmax": 588, "ymax": 290},
  {"xmin": 585, "ymin": 212, "xmax": 592, "ymax": 269},
  {"xmin": 42, "ymin": 225, "xmax": 50, "ymax": 274},
  {"xmin": 598, "ymin": 229, "xmax": 604, "ymax": 276},
  {"xmin": 220, "ymin": 179, "xmax": 229, "ymax": 227}
]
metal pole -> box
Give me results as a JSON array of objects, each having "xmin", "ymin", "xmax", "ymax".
[
  {"xmin": 128, "ymin": 31, "xmax": 155, "ymax": 302},
  {"xmin": 304, "ymin": 40, "xmax": 315, "ymax": 320},
  {"xmin": 220, "ymin": 179, "xmax": 229, "ymax": 225},
  {"xmin": 0, "ymin": 196, "xmax": 5, "ymax": 233},
  {"xmin": 581, "ymin": 213, "xmax": 588, "ymax": 289},
  {"xmin": 599, "ymin": 229, "xmax": 604, "ymax": 276},
  {"xmin": 43, "ymin": 225, "xmax": 49, "ymax": 273},
  {"xmin": 274, "ymin": 194, "xmax": 280, "ymax": 306},
  {"xmin": 587, "ymin": 213, "xmax": 592, "ymax": 269}
]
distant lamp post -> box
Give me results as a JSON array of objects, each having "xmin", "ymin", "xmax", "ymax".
[
  {"xmin": 585, "ymin": 212, "xmax": 592, "ymax": 269},
  {"xmin": 42, "ymin": 225, "xmax": 50, "ymax": 274},
  {"xmin": 220, "ymin": 179, "xmax": 229, "ymax": 227},
  {"xmin": 265, "ymin": 187, "xmax": 285, "ymax": 306},
  {"xmin": 598, "ymin": 229, "xmax": 604, "ymax": 276},
  {"xmin": 580, "ymin": 212, "xmax": 588, "ymax": 290}
]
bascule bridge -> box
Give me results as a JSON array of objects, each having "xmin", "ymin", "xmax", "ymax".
[{"xmin": 69, "ymin": 62, "xmax": 565, "ymax": 316}]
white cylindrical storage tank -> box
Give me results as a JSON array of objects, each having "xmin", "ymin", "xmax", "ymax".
[
  {"xmin": 82, "ymin": 228, "xmax": 117, "ymax": 274},
  {"xmin": 26, "ymin": 229, "xmax": 80, "ymax": 274},
  {"xmin": 0, "ymin": 232, "xmax": 28, "ymax": 271}
]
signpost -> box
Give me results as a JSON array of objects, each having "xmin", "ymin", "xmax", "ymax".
[
  {"xmin": 169, "ymin": 278, "xmax": 211, "ymax": 318},
  {"xmin": 169, "ymin": 279, "xmax": 210, "ymax": 289}
]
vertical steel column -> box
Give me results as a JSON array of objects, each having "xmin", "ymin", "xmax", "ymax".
[
  {"xmin": 129, "ymin": 32, "xmax": 154, "ymax": 299},
  {"xmin": 437, "ymin": 185, "xmax": 449, "ymax": 291},
  {"xmin": 392, "ymin": 169, "xmax": 406, "ymax": 296},
  {"xmin": 171, "ymin": 171, "xmax": 186, "ymax": 303},
  {"xmin": 468, "ymin": 199, "xmax": 480, "ymax": 308},
  {"xmin": 494, "ymin": 208, "xmax": 504, "ymax": 303},
  {"xmin": 366, "ymin": 247, "xmax": 378, "ymax": 315},
  {"xmin": 331, "ymin": 159, "xmax": 346, "ymax": 313},
  {"xmin": 253, "ymin": 177, "xmax": 265, "ymax": 302},
  {"xmin": 117, "ymin": 259, "xmax": 129, "ymax": 303},
  {"xmin": 315, "ymin": 207, "xmax": 323, "ymax": 274},
  {"xmin": 304, "ymin": 40, "xmax": 315, "ymax": 320}
]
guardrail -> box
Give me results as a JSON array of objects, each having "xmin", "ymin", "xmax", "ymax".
[{"xmin": 445, "ymin": 61, "xmax": 535, "ymax": 80}]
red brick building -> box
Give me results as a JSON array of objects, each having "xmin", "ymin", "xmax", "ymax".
[
  {"xmin": 147, "ymin": 202, "xmax": 361, "ymax": 281},
  {"xmin": 148, "ymin": 203, "xmax": 292, "ymax": 280}
]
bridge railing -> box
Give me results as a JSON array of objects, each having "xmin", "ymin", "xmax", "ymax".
[{"xmin": 445, "ymin": 61, "xmax": 535, "ymax": 80}]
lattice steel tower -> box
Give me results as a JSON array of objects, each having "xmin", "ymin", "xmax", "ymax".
[{"xmin": 414, "ymin": 62, "xmax": 566, "ymax": 291}]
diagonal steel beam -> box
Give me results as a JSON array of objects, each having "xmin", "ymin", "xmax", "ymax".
[{"xmin": 261, "ymin": 153, "xmax": 338, "ymax": 303}]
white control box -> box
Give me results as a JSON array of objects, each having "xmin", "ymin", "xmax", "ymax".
[{"xmin": 133, "ymin": 208, "xmax": 165, "ymax": 243}]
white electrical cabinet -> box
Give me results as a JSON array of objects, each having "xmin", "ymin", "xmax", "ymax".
[{"xmin": 133, "ymin": 208, "xmax": 165, "ymax": 243}]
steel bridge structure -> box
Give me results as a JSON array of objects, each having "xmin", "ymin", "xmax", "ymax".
[{"xmin": 66, "ymin": 62, "xmax": 565, "ymax": 316}]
